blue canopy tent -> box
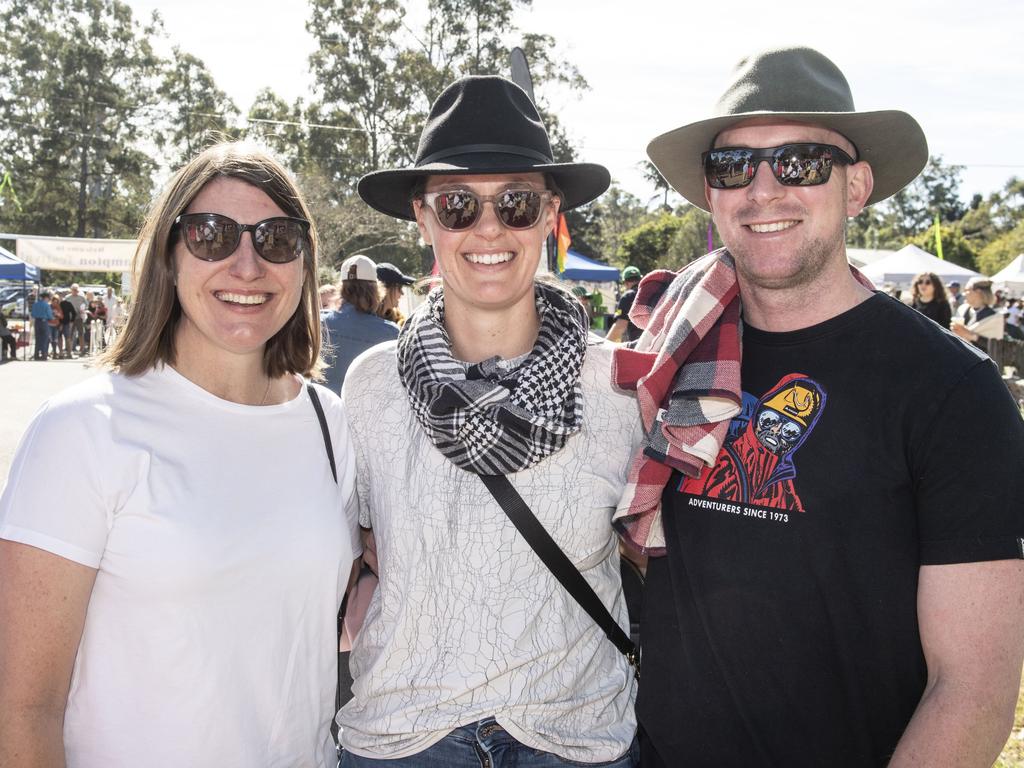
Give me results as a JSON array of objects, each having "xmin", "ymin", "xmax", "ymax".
[
  {"xmin": 0, "ymin": 245, "xmax": 39, "ymax": 281},
  {"xmin": 1, "ymin": 246, "xmax": 40, "ymax": 360},
  {"xmin": 560, "ymin": 249, "xmax": 619, "ymax": 282}
]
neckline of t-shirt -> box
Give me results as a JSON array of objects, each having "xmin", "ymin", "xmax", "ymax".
[
  {"xmin": 157, "ymin": 363, "xmax": 306, "ymax": 414},
  {"xmin": 742, "ymin": 292, "xmax": 888, "ymax": 346}
]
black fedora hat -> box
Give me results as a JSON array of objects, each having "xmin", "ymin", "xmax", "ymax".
[
  {"xmin": 358, "ymin": 75, "xmax": 610, "ymax": 221},
  {"xmin": 647, "ymin": 46, "xmax": 928, "ymax": 211}
]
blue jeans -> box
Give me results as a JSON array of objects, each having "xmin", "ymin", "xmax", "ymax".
[
  {"xmin": 33, "ymin": 318, "xmax": 48, "ymax": 359},
  {"xmin": 339, "ymin": 718, "xmax": 638, "ymax": 768}
]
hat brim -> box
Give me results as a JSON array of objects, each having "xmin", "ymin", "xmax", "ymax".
[
  {"xmin": 647, "ymin": 109, "xmax": 928, "ymax": 211},
  {"xmin": 358, "ymin": 154, "xmax": 611, "ymax": 221}
]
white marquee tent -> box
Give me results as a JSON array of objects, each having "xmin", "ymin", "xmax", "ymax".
[
  {"xmin": 860, "ymin": 244, "xmax": 983, "ymax": 289},
  {"xmin": 991, "ymin": 254, "xmax": 1024, "ymax": 294}
]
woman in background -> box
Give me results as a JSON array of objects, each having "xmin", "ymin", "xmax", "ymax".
[{"xmin": 909, "ymin": 271, "xmax": 952, "ymax": 328}]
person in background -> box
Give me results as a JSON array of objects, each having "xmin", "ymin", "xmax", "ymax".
[
  {"xmin": 375, "ymin": 261, "xmax": 416, "ymax": 327},
  {"xmin": 1007, "ymin": 298, "xmax": 1022, "ymax": 329},
  {"xmin": 66, "ymin": 283, "xmax": 88, "ymax": 355},
  {"xmin": 0, "ymin": 142, "xmax": 361, "ymax": 768},
  {"xmin": 48, "ymin": 293, "xmax": 64, "ymax": 359},
  {"xmin": 951, "ymin": 277, "xmax": 1004, "ymax": 349},
  {"xmin": 321, "ymin": 254, "xmax": 398, "ymax": 395},
  {"xmin": 30, "ymin": 290, "xmax": 52, "ymax": 360},
  {"xmin": 320, "ymin": 284, "xmax": 341, "ymax": 313},
  {"xmin": 85, "ymin": 294, "xmax": 107, "ymax": 353},
  {"xmin": 607, "ymin": 265, "xmax": 643, "ymax": 342},
  {"xmin": 0, "ymin": 314, "xmax": 17, "ymax": 361},
  {"xmin": 633, "ymin": 46, "xmax": 1024, "ymax": 766},
  {"xmin": 571, "ymin": 284, "xmax": 595, "ymax": 327},
  {"xmin": 340, "ymin": 74, "xmax": 638, "ymax": 768},
  {"xmin": 947, "ymin": 280, "xmax": 963, "ymax": 314},
  {"xmin": 909, "ymin": 271, "xmax": 952, "ymax": 328},
  {"xmin": 105, "ymin": 291, "xmax": 124, "ymax": 346},
  {"xmin": 59, "ymin": 291, "xmax": 77, "ymax": 358}
]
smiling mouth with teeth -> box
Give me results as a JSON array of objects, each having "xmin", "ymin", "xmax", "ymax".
[
  {"xmin": 464, "ymin": 251, "xmax": 515, "ymax": 265},
  {"xmin": 748, "ymin": 221, "xmax": 799, "ymax": 234},
  {"xmin": 216, "ymin": 291, "xmax": 269, "ymax": 305}
]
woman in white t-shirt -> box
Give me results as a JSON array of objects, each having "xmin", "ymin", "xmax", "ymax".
[
  {"xmin": 0, "ymin": 143, "xmax": 361, "ymax": 768},
  {"xmin": 337, "ymin": 77, "xmax": 639, "ymax": 767}
]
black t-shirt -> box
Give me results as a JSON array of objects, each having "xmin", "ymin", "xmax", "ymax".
[
  {"xmin": 638, "ymin": 293, "xmax": 1024, "ymax": 767},
  {"xmin": 912, "ymin": 297, "xmax": 951, "ymax": 329},
  {"xmin": 615, "ymin": 288, "xmax": 642, "ymax": 342},
  {"xmin": 59, "ymin": 299, "xmax": 76, "ymax": 324}
]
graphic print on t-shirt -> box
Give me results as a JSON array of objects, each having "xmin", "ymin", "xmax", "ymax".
[{"xmin": 679, "ymin": 373, "xmax": 826, "ymax": 518}]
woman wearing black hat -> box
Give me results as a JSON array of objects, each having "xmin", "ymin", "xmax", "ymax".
[
  {"xmin": 374, "ymin": 262, "xmax": 415, "ymax": 326},
  {"xmin": 337, "ymin": 76, "xmax": 639, "ymax": 767}
]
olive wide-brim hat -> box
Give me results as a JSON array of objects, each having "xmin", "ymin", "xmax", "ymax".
[
  {"xmin": 358, "ymin": 75, "xmax": 610, "ymax": 221},
  {"xmin": 647, "ymin": 46, "xmax": 929, "ymax": 212}
]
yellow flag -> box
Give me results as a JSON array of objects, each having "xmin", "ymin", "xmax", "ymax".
[
  {"xmin": 0, "ymin": 170, "xmax": 21, "ymax": 211},
  {"xmin": 934, "ymin": 213, "xmax": 944, "ymax": 260}
]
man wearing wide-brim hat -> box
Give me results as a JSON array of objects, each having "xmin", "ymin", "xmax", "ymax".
[{"xmin": 625, "ymin": 46, "xmax": 1024, "ymax": 767}]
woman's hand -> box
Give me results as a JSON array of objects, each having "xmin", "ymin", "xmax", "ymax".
[
  {"xmin": 950, "ymin": 320, "xmax": 978, "ymax": 343},
  {"xmin": 360, "ymin": 527, "xmax": 378, "ymax": 576},
  {"xmin": 0, "ymin": 540, "xmax": 97, "ymax": 767}
]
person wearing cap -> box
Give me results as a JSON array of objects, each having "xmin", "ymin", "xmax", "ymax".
[
  {"xmin": 624, "ymin": 47, "xmax": 1024, "ymax": 766},
  {"xmin": 321, "ymin": 254, "xmax": 399, "ymax": 395},
  {"xmin": 375, "ymin": 261, "xmax": 415, "ymax": 326},
  {"xmin": 339, "ymin": 75, "xmax": 639, "ymax": 766},
  {"xmin": 607, "ymin": 266, "xmax": 643, "ymax": 343}
]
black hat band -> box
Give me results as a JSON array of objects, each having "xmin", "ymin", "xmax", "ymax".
[{"xmin": 418, "ymin": 143, "xmax": 552, "ymax": 166}]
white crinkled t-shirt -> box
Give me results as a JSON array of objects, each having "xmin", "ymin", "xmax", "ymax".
[
  {"xmin": 0, "ymin": 365, "xmax": 360, "ymax": 768},
  {"xmin": 338, "ymin": 339, "xmax": 642, "ymax": 762}
]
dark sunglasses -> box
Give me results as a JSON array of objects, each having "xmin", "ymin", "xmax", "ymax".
[
  {"xmin": 702, "ymin": 143, "xmax": 856, "ymax": 190},
  {"xmin": 915, "ymin": 278, "xmax": 933, "ymax": 286},
  {"xmin": 173, "ymin": 213, "xmax": 311, "ymax": 263},
  {"xmin": 419, "ymin": 188, "xmax": 553, "ymax": 231}
]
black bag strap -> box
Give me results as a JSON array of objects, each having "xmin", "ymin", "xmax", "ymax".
[
  {"xmin": 479, "ymin": 473, "xmax": 639, "ymax": 679},
  {"xmin": 307, "ymin": 384, "xmax": 337, "ymax": 483},
  {"xmin": 307, "ymin": 384, "xmax": 345, "ymax": 745}
]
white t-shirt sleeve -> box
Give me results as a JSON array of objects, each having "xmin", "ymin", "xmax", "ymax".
[
  {"xmin": 0, "ymin": 399, "xmax": 110, "ymax": 568},
  {"xmin": 340, "ymin": 358, "xmax": 375, "ymax": 530},
  {"xmin": 331, "ymin": 393, "xmax": 362, "ymax": 560}
]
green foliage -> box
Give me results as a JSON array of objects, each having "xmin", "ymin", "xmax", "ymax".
[
  {"xmin": 0, "ymin": 0, "xmax": 160, "ymax": 239},
  {"xmin": 156, "ymin": 47, "xmax": 240, "ymax": 167},
  {"xmin": 619, "ymin": 213, "xmax": 683, "ymax": 274},
  {"xmin": 908, "ymin": 222, "xmax": 978, "ymax": 271},
  {"xmin": 666, "ymin": 206, "xmax": 720, "ymax": 269},
  {"xmin": 849, "ymin": 155, "xmax": 966, "ymax": 246},
  {"xmin": 2, "ymin": 1, "xmax": 1024, "ymax": 292},
  {"xmin": 578, "ymin": 185, "xmax": 649, "ymax": 265},
  {"xmin": 641, "ymin": 160, "xmax": 674, "ymax": 211},
  {"xmin": 977, "ymin": 220, "xmax": 1024, "ymax": 277}
]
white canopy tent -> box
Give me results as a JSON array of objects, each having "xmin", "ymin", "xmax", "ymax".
[
  {"xmin": 991, "ymin": 254, "xmax": 1024, "ymax": 294},
  {"xmin": 860, "ymin": 244, "xmax": 983, "ymax": 290}
]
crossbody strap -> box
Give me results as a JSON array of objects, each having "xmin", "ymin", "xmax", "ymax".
[
  {"xmin": 307, "ymin": 384, "xmax": 345, "ymax": 744},
  {"xmin": 479, "ymin": 473, "xmax": 640, "ymax": 679},
  {"xmin": 307, "ymin": 384, "xmax": 338, "ymax": 483}
]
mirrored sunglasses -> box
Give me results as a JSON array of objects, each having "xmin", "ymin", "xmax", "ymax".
[
  {"xmin": 702, "ymin": 143, "xmax": 856, "ymax": 190},
  {"xmin": 174, "ymin": 213, "xmax": 311, "ymax": 263},
  {"xmin": 420, "ymin": 189, "xmax": 553, "ymax": 231}
]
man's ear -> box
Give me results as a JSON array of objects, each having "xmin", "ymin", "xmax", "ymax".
[{"xmin": 846, "ymin": 161, "xmax": 874, "ymax": 217}]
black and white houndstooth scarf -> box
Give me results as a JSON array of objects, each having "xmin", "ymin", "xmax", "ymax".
[{"xmin": 396, "ymin": 282, "xmax": 589, "ymax": 475}]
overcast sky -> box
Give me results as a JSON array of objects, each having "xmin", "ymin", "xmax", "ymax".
[{"xmin": 126, "ymin": 0, "xmax": 1024, "ymax": 207}]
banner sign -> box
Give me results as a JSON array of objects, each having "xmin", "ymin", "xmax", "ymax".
[{"xmin": 17, "ymin": 236, "xmax": 136, "ymax": 273}]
